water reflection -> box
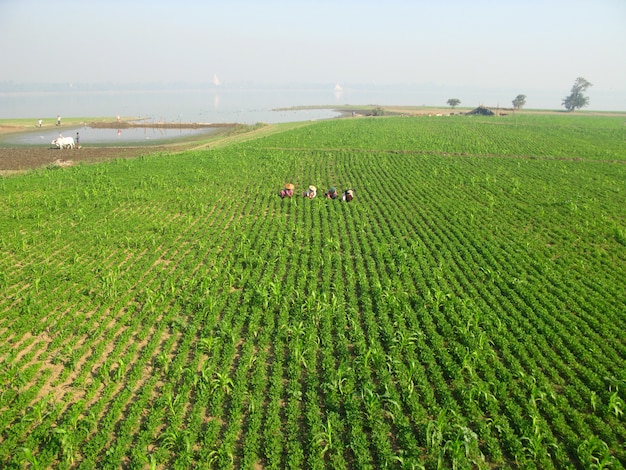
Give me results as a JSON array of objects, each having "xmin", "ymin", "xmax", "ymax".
[
  {"xmin": 334, "ymin": 83, "xmax": 343, "ymax": 101},
  {"xmin": 5, "ymin": 126, "xmax": 222, "ymax": 146},
  {"xmin": 1, "ymin": 88, "xmax": 346, "ymax": 125}
]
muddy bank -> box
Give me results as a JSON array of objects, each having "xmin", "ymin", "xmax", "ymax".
[
  {"xmin": 0, "ymin": 144, "xmax": 195, "ymax": 174},
  {"xmin": 90, "ymin": 120, "xmax": 236, "ymax": 129}
]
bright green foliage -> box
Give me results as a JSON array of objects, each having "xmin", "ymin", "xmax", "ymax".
[{"xmin": 0, "ymin": 114, "xmax": 625, "ymax": 468}]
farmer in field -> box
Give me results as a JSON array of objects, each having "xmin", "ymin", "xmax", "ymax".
[
  {"xmin": 325, "ymin": 187, "xmax": 338, "ymax": 199},
  {"xmin": 279, "ymin": 183, "xmax": 295, "ymax": 198},
  {"xmin": 342, "ymin": 189, "xmax": 354, "ymax": 202},
  {"xmin": 303, "ymin": 185, "xmax": 317, "ymax": 199}
]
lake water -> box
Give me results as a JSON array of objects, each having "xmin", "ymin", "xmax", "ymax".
[
  {"xmin": 3, "ymin": 84, "xmax": 625, "ymax": 123},
  {"xmin": 1, "ymin": 87, "xmax": 359, "ymax": 144},
  {"xmin": 3, "ymin": 84, "xmax": 510, "ymax": 124},
  {"xmin": 0, "ymin": 87, "xmax": 375, "ymax": 125}
]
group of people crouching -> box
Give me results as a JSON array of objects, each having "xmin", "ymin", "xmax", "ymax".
[{"xmin": 279, "ymin": 184, "xmax": 354, "ymax": 202}]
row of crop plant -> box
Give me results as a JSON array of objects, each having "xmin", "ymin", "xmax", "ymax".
[
  {"xmin": 0, "ymin": 152, "xmax": 243, "ymax": 466},
  {"xmin": 264, "ymin": 146, "xmax": 619, "ymax": 464},
  {"xmin": 250, "ymin": 114, "xmax": 626, "ymax": 161},
  {"xmin": 1, "ymin": 115, "xmax": 624, "ymax": 468}
]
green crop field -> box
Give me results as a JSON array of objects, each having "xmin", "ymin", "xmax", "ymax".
[{"xmin": 1, "ymin": 113, "xmax": 625, "ymax": 469}]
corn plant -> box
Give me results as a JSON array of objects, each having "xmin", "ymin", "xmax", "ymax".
[{"xmin": 1, "ymin": 113, "xmax": 625, "ymax": 468}]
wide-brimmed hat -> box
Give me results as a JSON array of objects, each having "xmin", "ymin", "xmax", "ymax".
[
  {"xmin": 309, "ymin": 185, "xmax": 317, "ymax": 192},
  {"xmin": 285, "ymin": 183, "xmax": 295, "ymax": 190}
]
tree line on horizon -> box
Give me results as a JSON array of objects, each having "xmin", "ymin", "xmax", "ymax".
[{"xmin": 446, "ymin": 77, "xmax": 593, "ymax": 112}]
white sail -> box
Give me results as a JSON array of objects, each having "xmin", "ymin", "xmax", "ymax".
[{"xmin": 213, "ymin": 73, "xmax": 221, "ymax": 86}]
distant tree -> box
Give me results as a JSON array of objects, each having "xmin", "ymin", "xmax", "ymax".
[
  {"xmin": 562, "ymin": 77, "xmax": 592, "ymax": 112},
  {"xmin": 447, "ymin": 98, "xmax": 461, "ymax": 109},
  {"xmin": 512, "ymin": 94, "xmax": 527, "ymax": 110}
]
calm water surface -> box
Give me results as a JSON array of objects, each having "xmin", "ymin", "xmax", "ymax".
[
  {"xmin": 2, "ymin": 85, "xmax": 624, "ymax": 125},
  {"xmin": 6, "ymin": 126, "xmax": 224, "ymax": 145},
  {"xmin": 0, "ymin": 88, "xmax": 359, "ymax": 124},
  {"xmin": 1, "ymin": 87, "xmax": 362, "ymax": 144}
]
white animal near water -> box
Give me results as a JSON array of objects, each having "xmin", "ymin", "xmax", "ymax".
[{"xmin": 51, "ymin": 136, "xmax": 75, "ymax": 149}]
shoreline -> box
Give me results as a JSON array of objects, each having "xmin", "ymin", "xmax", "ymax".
[
  {"xmin": 90, "ymin": 120, "xmax": 236, "ymax": 130},
  {"xmin": 0, "ymin": 121, "xmax": 274, "ymax": 174},
  {"xmin": 280, "ymin": 104, "xmax": 626, "ymax": 118},
  {"xmin": 2, "ymin": 106, "xmax": 624, "ymax": 137},
  {"xmin": 0, "ymin": 118, "xmax": 237, "ymax": 136},
  {"xmin": 2, "ymin": 109, "xmax": 625, "ymax": 175}
]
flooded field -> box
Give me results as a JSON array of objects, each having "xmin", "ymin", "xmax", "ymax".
[{"xmin": 3, "ymin": 125, "xmax": 222, "ymax": 146}]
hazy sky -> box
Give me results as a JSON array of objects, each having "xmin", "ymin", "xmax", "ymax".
[{"xmin": 1, "ymin": 0, "xmax": 625, "ymax": 102}]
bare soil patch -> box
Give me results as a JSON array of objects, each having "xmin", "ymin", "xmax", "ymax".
[
  {"xmin": 0, "ymin": 119, "xmax": 239, "ymax": 174},
  {"xmin": 0, "ymin": 145, "xmax": 189, "ymax": 174}
]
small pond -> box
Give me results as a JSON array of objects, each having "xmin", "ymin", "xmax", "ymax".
[{"xmin": 4, "ymin": 125, "xmax": 222, "ymax": 146}]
